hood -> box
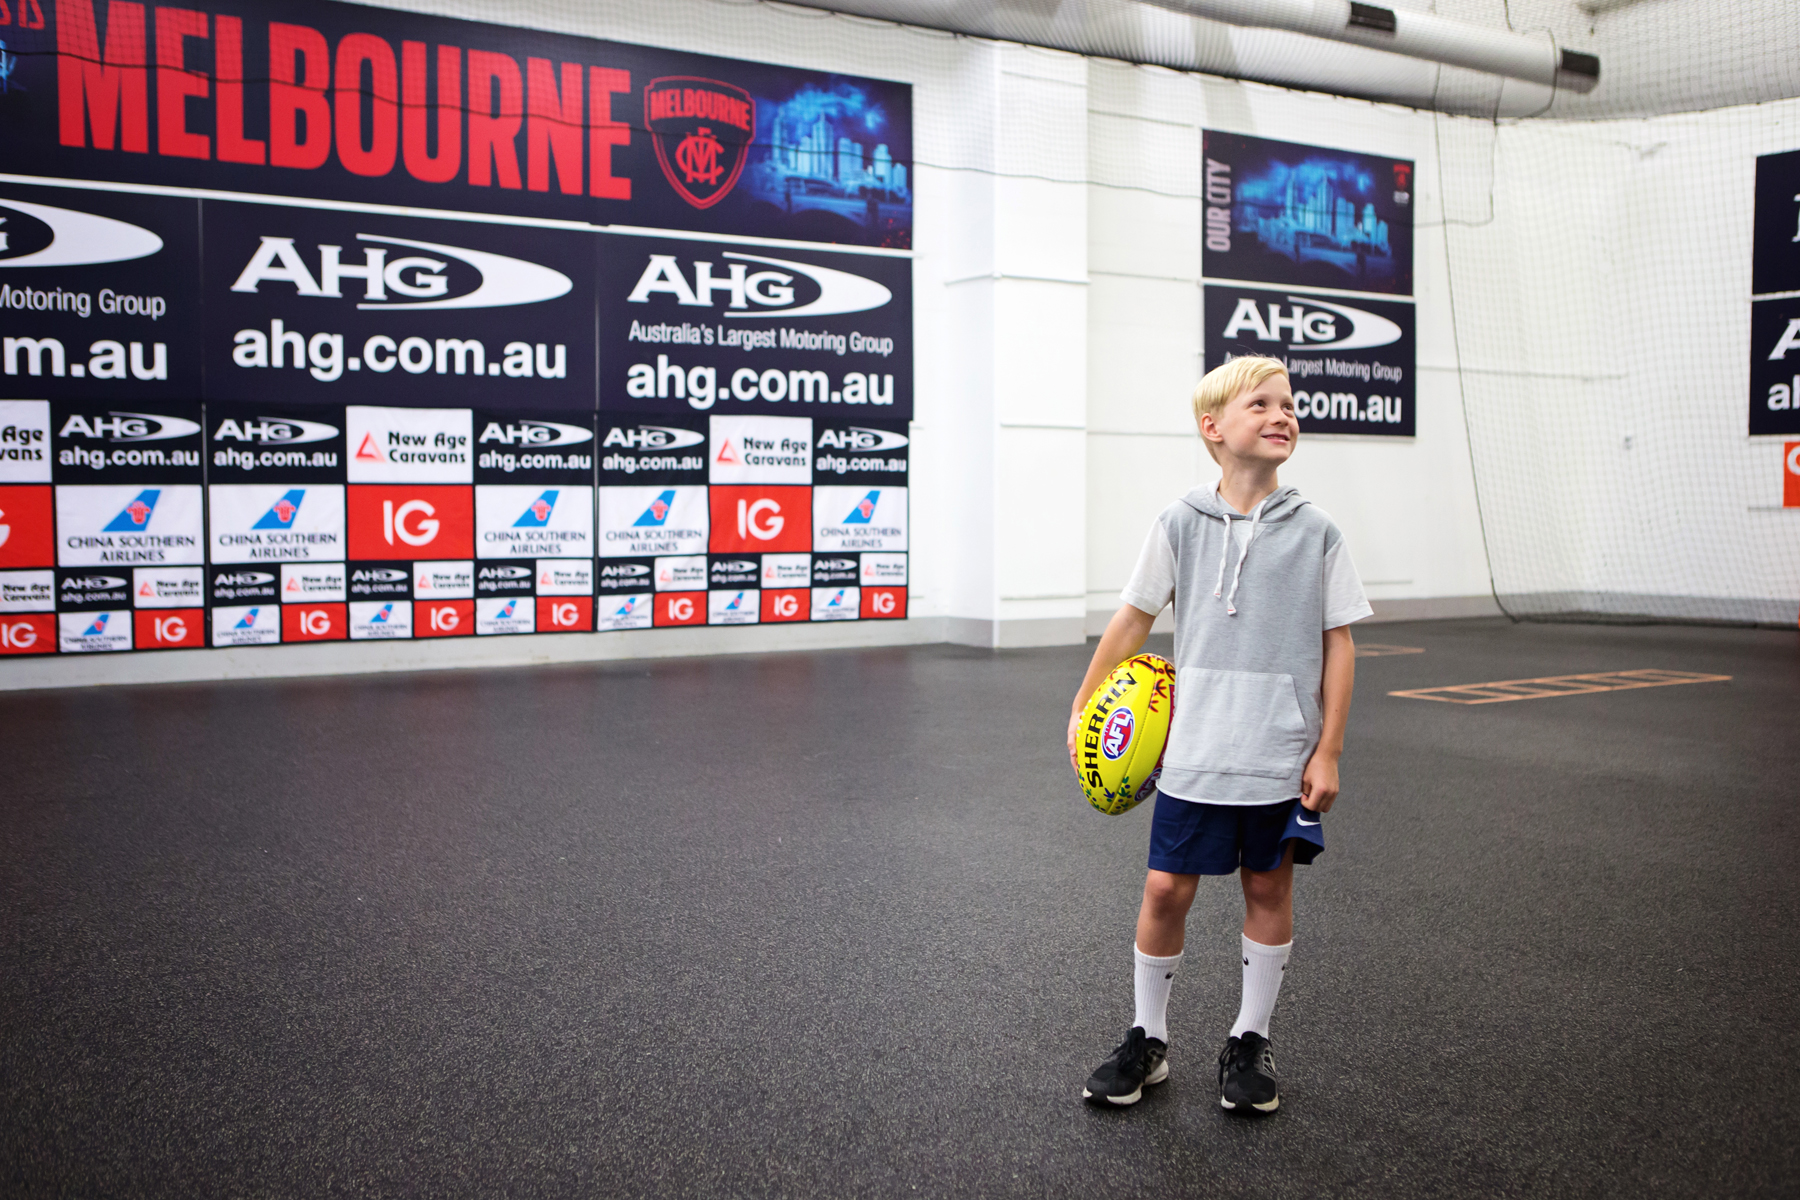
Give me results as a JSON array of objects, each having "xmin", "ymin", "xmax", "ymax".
[
  {"xmin": 1180, "ymin": 483, "xmax": 1310, "ymax": 523},
  {"xmin": 1179, "ymin": 483, "xmax": 1310, "ymax": 616}
]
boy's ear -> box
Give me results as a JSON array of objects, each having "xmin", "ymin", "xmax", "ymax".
[{"xmin": 1198, "ymin": 412, "xmax": 1224, "ymax": 445}]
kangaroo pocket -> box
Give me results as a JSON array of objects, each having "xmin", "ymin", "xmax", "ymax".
[{"xmin": 1167, "ymin": 668, "xmax": 1312, "ymax": 779}]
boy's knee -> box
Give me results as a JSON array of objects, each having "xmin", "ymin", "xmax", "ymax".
[
  {"xmin": 1241, "ymin": 870, "xmax": 1292, "ymax": 910},
  {"xmin": 1143, "ymin": 871, "xmax": 1197, "ymax": 915}
]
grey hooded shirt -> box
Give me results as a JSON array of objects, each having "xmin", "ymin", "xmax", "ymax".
[{"xmin": 1120, "ymin": 483, "xmax": 1371, "ymax": 805}]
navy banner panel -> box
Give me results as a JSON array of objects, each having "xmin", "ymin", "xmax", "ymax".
[
  {"xmin": 201, "ymin": 201, "xmax": 598, "ymax": 409},
  {"xmin": 2, "ymin": 0, "xmax": 912, "ymax": 247},
  {"xmin": 1752, "ymin": 150, "xmax": 1800, "ymax": 436},
  {"xmin": 1203, "ymin": 284, "xmax": 1416, "ymax": 438},
  {"xmin": 0, "ymin": 183, "xmax": 201, "ymax": 399},
  {"xmin": 1202, "ymin": 130, "xmax": 1414, "ymax": 297},
  {"xmin": 1201, "ymin": 130, "xmax": 1416, "ymax": 440},
  {"xmin": 598, "ymin": 233, "xmax": 912, "ymax": 420},
  {"xmin": 0, "ymin": 0, "xmax": 912, "ymax": 655}
]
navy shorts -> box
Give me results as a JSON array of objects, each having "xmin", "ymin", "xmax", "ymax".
[{"xmin": 1146, "ymin": 790, "xmax": 1325, "ymax": 876}]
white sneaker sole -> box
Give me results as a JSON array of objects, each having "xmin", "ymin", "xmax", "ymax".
[
  {"xmin": 1083, "ymin": 1059, "xmax": 1169, "ymax": 1106},
  {"xmin": 1220, "ymin": 1094, "xmax": 1280, "ymax": 1113}
]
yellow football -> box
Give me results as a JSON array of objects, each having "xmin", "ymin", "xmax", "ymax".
[{"xmin": 1077, "ymin": 653, "xmax": 1176, "ymax": 815}]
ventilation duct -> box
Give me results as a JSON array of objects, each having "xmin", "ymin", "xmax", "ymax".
[{"xmin": 1139, "ymin": 0, "xmax": 1598, "ymax": 91}]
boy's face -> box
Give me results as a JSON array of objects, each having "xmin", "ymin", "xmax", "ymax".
[{"xmin": 1203, "ymin": 375, "xmax": 1297, "ymax": 467}]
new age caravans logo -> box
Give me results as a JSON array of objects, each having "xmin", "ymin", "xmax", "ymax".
[{"xmin": 645, "ymin": 78, "xmax": 757, "ymax": 209}]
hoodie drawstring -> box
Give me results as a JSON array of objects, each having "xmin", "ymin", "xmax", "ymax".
[
  {"xmin": 1225, "ymin": 503, "xmax": 1262, "ymax": 615},
  {"xmin": 1211, "ymin": 501, "xmax": 1264, "ymax": 616},
  {"xmin": 1212, "ymin": 513, "xmax": 1232, "ymax": 602}
]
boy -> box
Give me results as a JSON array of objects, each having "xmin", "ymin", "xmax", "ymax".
[{"xmin": 1068, "ymin": 355, "xmax": 1368, "ymax": 1115}]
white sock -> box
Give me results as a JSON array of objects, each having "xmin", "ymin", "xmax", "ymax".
[
  {"xmin": 1230, "ymin": 935, "xmax": 1292, "ymax": 1039},
  {"xmin": 1132, "ymin": 944, "xmax": 1183, "ymax": 1043}
]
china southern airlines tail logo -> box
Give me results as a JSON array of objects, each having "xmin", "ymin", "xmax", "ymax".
[
  {"xmin": 234, "ymin": 608, "xmax": 261, "ymax": 629},
  {"xmin": 231, "ymin": 234, "xmax": 571, "ymax": 310},
  {"xmin": 645, "ymin": 77, "xmax": 756, "ymax": 209},
  {"xmin": 614, "ymin": 596, "xmax": 641, "ymax": 618},
  {"xmin": 843, "ymin": 491, "xmax": 879, "ymax": 523},
  {"xmin": 514, "ymin": 491, "xmax": 558, "ymax": 527},
  {"xmin": 104, "ymin": 489, "xmax": 159, "ymax": 531},
  {"xmin": 0, "ymin": 199, "xmax": 163, "ymax": 268},
  {"xmin": 495, "ymin": 599, "xmax": 518, "ymax": 619},
  {"xmin": 81, "ymin": 613, "xmax": 111, "ymax": 637},
  {"xmin": 369, "ymin": 603, "xmax": 395, "ymax": 624},
  {"xmin": 253, "ymin": 490, "xmax": 305, "ymax": 529},
  {"xmin": 1222, "ymin": 295, "xmax": 1401, "ymax": 351},
  {"xmin": 634, "ymin": 490, "xmax": 676, "ymax": 527}
]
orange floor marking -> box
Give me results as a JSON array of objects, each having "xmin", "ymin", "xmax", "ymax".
[
  {"xmin": 1355, "ymin": 643, "xmax": 1426, "ymax": 658},
  {"xmin": 1389, "ymin": 668, "xmax": 1731, "ymax": 705}
]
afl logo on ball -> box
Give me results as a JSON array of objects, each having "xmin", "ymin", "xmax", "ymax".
[
  {"xmin": 645, "ymin": 78, "xmax": 757, "ymax": 210},
  {"xmin": 1101, "ymin": 707, "xmax": 1136, "ymax": 760}
]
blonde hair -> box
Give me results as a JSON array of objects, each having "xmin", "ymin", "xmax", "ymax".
[{"xmin": 1191, "ymin": 356, "xmax": 1289, "ymax": 460}]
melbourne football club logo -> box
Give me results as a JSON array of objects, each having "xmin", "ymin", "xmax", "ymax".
[{"xmin": 645, "ymin": 77, "xmax": 756, "ymax": 210}]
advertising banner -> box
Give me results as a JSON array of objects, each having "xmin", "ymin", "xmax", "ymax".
[
  {"xmin": 1752, "ymin": 149, "xmax": 1800, "ymax": 437},
  {"xmin": 0, "ymin": 183, "xmax": 199, "ymax": 399},
  {"xmin": 1201, "ymin": 131, "xmax": 1414, "ymax": 440},
  {"xmin": 5, "ymin": 0, "xmax": 911, "ymax": 247},
  {"xmin": 3, "ymin": 0, "xmax": 915, "ymax": 659},
  {"xmin": 1203, "ymin": 284, "xmax": 1415, "ymax": 437},
  {"xmin": 1202, "ymin": 131, "xmax": 1413, "ymax": 296},
  {"xmin": 202, "ymin": 202, "xmax": 595, "ymax": 410},
  {"xmin": 599, "ymin": 234, "xmax": 911, "ymax": 419}
]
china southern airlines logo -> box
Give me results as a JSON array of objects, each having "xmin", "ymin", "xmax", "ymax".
[
  {"xmin": 103, "ymin": 489, "xmax": 159, "ymax": 531},
  {"xmin": 1222, "ymin": 295, "xmax": 1401, "ymax": 351},
  {"xmin": 0, "ymin": 199, "xmax": 163, "ymax": 268},
  {"xmin": 843, "ymin": 491, "xmax": 879, "ymax": 524},
  {"xmin": 233, "ymin": 608, "xmax": 261, "ymax": 629},
  {"xmin": 634, "ymin": 490, "xmax": 676, "ymax": 527},
  {"xmin": 231, "ymin": 234, "xmax": 571, "ymax": 310},
  {"xmin": 514, "ymin": 491, "xmax": 558, "ymax": 527},
  {"xmin": 80, "ymin": 613, "xmax": 111, "ymax": 637},
  {"xmin": 627, "ymin": 253, "xmax": 890, "ymax": 318},
  {"xmin": 495, "ymin": 599, "xmax": 518, "ymax": 619},
  {"xmin": 253, "ymin": 489, "xmax": 304, "ymax": 529}
]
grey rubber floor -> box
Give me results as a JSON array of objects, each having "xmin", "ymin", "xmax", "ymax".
[{"xmin": 4, "ymin": 618, "xmax": 1798, "ymax": 1198}]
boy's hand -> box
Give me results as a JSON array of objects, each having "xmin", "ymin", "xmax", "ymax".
[
  {"xmin": 1067, "ymin": 707, "xmax": 1082, "ymax": 775},
  {"xmin": 1300, "ymin": 751, "xmax": 1339, "ymax": 813}
]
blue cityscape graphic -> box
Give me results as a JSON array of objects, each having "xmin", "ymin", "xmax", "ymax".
[
  {"xmin": 744, "ymin": 81, "xmax": 911, "ymax": 243},
  {"xmin": 1236, "ymin": 157, "xmax": 1394, "ymax": 286}
]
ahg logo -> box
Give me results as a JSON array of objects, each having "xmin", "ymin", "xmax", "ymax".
[
  {"xmin": 627, "ymin": 253, "xmax": 890, "ymax": 319},
  {"xmin": 231, "ymin": 234, "xmax": 571, "ymax": 311},
  {"xmin": 0, "ymin": 199, "xmax": 163, "ymax": 269},
  {"xmin": 1222, "ymin": 295, "xmax": 1402, "ymax": 351}
]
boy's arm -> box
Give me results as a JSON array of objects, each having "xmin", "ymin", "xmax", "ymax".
[
  {"xmin": 1066, "ymin": 603, "xmax": 1158, "ymax": 773},
  {"xmin": 1301, "ymin": 624, "xmax": 1356, "ymax": 812}
]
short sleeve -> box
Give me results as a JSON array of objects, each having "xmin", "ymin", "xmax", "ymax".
[
  {"xmin": 1322, "ymin": 539, "xmax": 1373, "ymax": 630},
  {"xmin": 1120, "ymin": 520, "xmax": 1176, "ymax": 616}
]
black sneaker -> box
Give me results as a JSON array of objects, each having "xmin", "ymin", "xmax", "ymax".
[
  {"xmin": 1217, "ymin": 1032, "xmax": 1280, "ymax": 1114},
  {"xmin": 1082, "ymin": 1026, "xmax": 1168, "ymax": 1106}
]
